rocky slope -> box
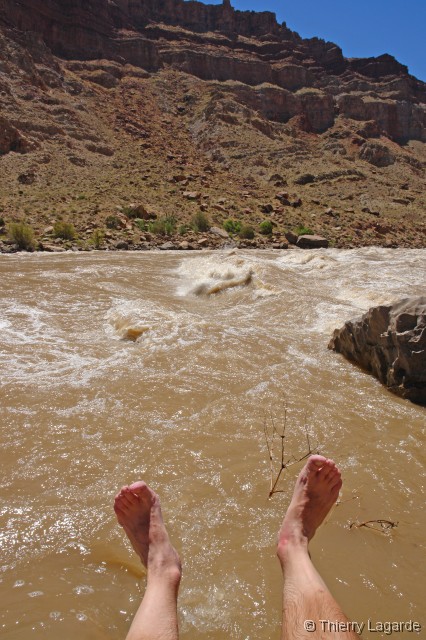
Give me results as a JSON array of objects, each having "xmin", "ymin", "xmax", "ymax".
[{"xmin": 0, "ymin": 0, "xmax": 425, "ymax": 251}]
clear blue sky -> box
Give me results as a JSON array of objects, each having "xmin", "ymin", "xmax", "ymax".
[{"xmin": 193, "ymin": 0, "xmax": 426, "ymax": 82}]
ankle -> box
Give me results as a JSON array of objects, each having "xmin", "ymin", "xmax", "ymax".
[
  {"xmin": 277, "ymin": 536, "xmax": 309, "ymax": 567},
  {"xmin": 147, "ymin": 563, "xmax": 182, "ymax": 587}
]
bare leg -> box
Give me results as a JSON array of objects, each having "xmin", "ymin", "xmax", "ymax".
[
  {"xmin": 114, "ymin": 482, "xmax": 181, "ymax": 640},
  {"xmin": 277, "ymin": 455, "xmax": 360, "ymax": 640}
]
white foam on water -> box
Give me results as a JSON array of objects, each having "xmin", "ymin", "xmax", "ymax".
[
  {"xmin": 175, "ymin": 252, "xmax": 286, "ymax": 306},
  {"xmin": 176, "ymin": 252, "xmax": 256, "ymax": 297},
  {"xmin": 0, "ymin": 302, "xmax": 51, "ymax": 345},
  {"xmin": 271, "ymin": 247, "xmax": 425, "ymax": 336},
  {"xmin": 105, "ymin": 298, "xmax": 208, "ymax": 352},
  {"xmin": 274, "ymin": 248, "xmax": 339, "ymax": 270},
  {"xmin": 0, "ymin": 298, "xmax": 128, "ymax": 389}
]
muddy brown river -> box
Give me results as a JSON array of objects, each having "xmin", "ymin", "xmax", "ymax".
[{"xmin": 0, "ymin": 248, "xmax": 425, "ymax": 639}]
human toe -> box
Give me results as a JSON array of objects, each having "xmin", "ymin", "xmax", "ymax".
[
  {"xmin": 318, "ymin": 459, "xmax": 337, "ymax": 479},
  {"xmin": 128, "ymin": 480, "xmax": 148, "ymax": 493},
  {"xmin": 330, "ymin": 475, "xmax": 342, "ymax": 491},
  {"xmin": 306, "ymin": 455, "xmax": 327, "ymax": 473}
]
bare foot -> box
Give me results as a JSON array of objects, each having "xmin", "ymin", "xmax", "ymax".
[
  {"xmin": 277, "ymin": 455, "xmax": 342, "ymax": 561},
  {"xmin": 114, "ymin": 481, "xmax": 181, "ymax": 583}
]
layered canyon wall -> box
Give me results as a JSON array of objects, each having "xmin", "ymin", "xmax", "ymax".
[{"xmin": 1, "ymin": 0, "xmax": 425, "ymax": 141}]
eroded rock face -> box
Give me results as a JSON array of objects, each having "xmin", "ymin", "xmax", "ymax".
[
  {"xmin": 328, "ymin": 297, "xmax": 426, "ymax": 405},
  {"xmin": 359, "ymin": 141, "xmax": 395, "ymax": 167},
  {"xmin": 1, "ymin": 0, "xmax": 425, "ymax": 141},
  {"xmin": 336, "ymin": 94, "xmax": 426, "ymax": 143},
  {"xmin": 0, "ymin": 116, "xmax": 33, "ymax": 154}
]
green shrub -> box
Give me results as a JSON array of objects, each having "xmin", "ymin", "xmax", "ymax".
[
  {"xmin": 239, "ymin": 224, "xmax": 255, "ymax": 239},
  {"xmin": 105, "ymin": 215, "xmax": 121, "ymax": 229},
  {"xmin": 294, "ymin": 225, "xmax": 314, "ymax": 236},
  {"xmin": 91, "ymin": 228, "xmax": 105, "ymax": 249},
  {"xmin": 53, "ymin": 220, "xmax": 76, "ymax": 240},
  {"xmin": 163, "ymin": 217, "xmax": 177, "ymax": 235},
  {"xmin": 122, "ymin": 205, "xmax": 138, "ymax": 219},
  {"xmin": 0, "ymin": 217, "xmax": 5, "ymax": 227},
  {"xmin": 191, "ymin": 211, "xmax": 210, "ymax": 232},
  {"xmin": 8, "ymin": 221, "xmax": 35, "ymax": 250},
  {"xmin": 223, "ymin": 219, "xmax": 241, "ymax": 234},
  {"xmin": 178, "ymin": 224, "xmax": 191, "ymax": 235},
  {"xmin": 148, "ymin": 215, "xmax": 177, "ymax": 236},
  {"xmin": 134, "ymin": 218, "xmax": 147, "ymax": 231},
  {"xmin": 259, "ymin": 220, "xmax": 273, "ymax": 235}
]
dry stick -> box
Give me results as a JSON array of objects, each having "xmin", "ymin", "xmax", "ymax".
[
  {"xmin": 337, "ymin": 487, "xmax": 397, "ymax": 534},
  {"xmin": 335, "ymin": 483, "xmax": 363, "ymax": 507},
  {"xmin": 263, "ymin": 414, "xmax": 274, "ymax": 496},
  {"xmin": 349, "ymin": 519, "xmax": 398, "ymax": 533},
  {"xmin": 264, "ymin": 408, "xmax": 284, "ymax": 495},
  {"xmin": 264, "ymin": 409, "xmax": 318, "ymax": 498}
]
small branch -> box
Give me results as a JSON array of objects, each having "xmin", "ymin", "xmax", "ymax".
[
  {"xmin": 349, "ymin": 519, "xmax": 398, "ymax": 533},
  {"xmin": 263, "ymin": 407, "xmax": 319, "ymax": 498},
  {"xmin": 336, "ymin": 489, "xmax": 359, "ymax": 507}
]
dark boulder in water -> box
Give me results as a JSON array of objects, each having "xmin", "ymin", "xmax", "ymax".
[
  {"xmin": 328, "ymin": 297, "xmax": 426, "ymax": 405},
  {"xmin": 297, "ymin": 234, "xmax": 329, "ymax": 249}
]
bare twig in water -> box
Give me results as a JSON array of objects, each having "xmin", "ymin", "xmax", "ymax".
[
  {"xmin": 263, "ymin": 407, "xmax": 319, "ymax": 498},
  {"xmin": 336, "ymin": 488, "xmax": 360, "ymax": 507},
  {"xmin": 349, "ymin": 519, "xmax": 398, "ymax": 533}
]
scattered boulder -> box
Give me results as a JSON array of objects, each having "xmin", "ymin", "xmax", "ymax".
[
  {"xmin": 213, "ymin": 203, "xmax": 227, "ymax": 213},
  {"xmin": 272, "ymin": 241, "xmax": 289, "ymax": 249},
  {"xmin": 328, "ymin": 297, "xmax": 426, "ymax": 405},
  {"xmin": 85, "ymin": 143, "xmax": 114, "ymax": 156},
  {"xmin": 294, "ymin": 173, "xmax": 315, "ymax": 185},
  {"xmin": 68, "ymin": 155, "xmax": 87, "ymax": 166},
  {"xmin": 324, "ymin": 207, "xmax": 336, "ymax": 217},
  {"xmin": 359, "ymin": 142, "xmax": 395, "ymax": 167},
  {"xmin": 392, "ymin": 197, "xmax": 410, "ymax": 205},
  {"xmin": 285, "ymin": 230, "xmax": 298, "ymax": 245},
  {"xmin": 297, "ymin": 234, "xmax": 329, "ymax": 249},
  {"xmin": 18, "ymin": 171, "xmax": 36, "ymax": 184},
  {"xmin": 125, "ymin": 204, "xmax": 157, "ymax": 220},
  {"xmin": 172, "ymin": 174, "xmax": 188, "ymax": 183},
  {"xmin": 183, "ymin": 191, "xmax": 201, "ymax": 201},
  {"xmin": 159, "ymin": 241, "xmax": 175, "ymax": 250},
  {"xmin": 210, "ymin": 226, "xmax": 229, "ymax": 239},
  {"xmin": 276, "ymin": 191, "xmax": 290, "ymax": 205},
  {"xmin": 268, "ymin": 173, "xmax": 286, "ymax": 186},
  {"xmin": 39, "ymin": 242, "xmax": 66, "ymax": 252},
  {"xmin": 361, "ymin": 206, "xmax": 380, "ymax": 216},
  {"xmin": 115, "ymin": 240, "xmax": 129, "ymax": 250}
]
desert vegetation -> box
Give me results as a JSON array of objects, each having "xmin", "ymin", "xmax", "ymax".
[
  {"xmin": 259, "ymin": 220, "xmax": 273, "ymax": 235},
  {"xmin": 53, "ymin": 220, "xmax": 76, "ymax": 240},
  {"xmin": 7, "ymin": 221, "xmax": 35, "ymax": 251},
  {"xmin": 191, "ymin": 211, "xmax": 210, "ymax": 232}
]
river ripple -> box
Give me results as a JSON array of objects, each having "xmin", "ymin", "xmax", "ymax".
[{"xmin": 0, "ymin": 248, "xmax": 425, "ymax": 639}]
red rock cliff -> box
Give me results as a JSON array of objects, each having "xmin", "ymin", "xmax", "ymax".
[{"xmin": 0, "ymin": 0, "xmax": 425, "ymax": 140}]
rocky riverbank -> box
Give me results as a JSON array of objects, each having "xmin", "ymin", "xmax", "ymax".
[{"xmin": 329, "ymin": 297, "xmax": 426, "ymax": 405}]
